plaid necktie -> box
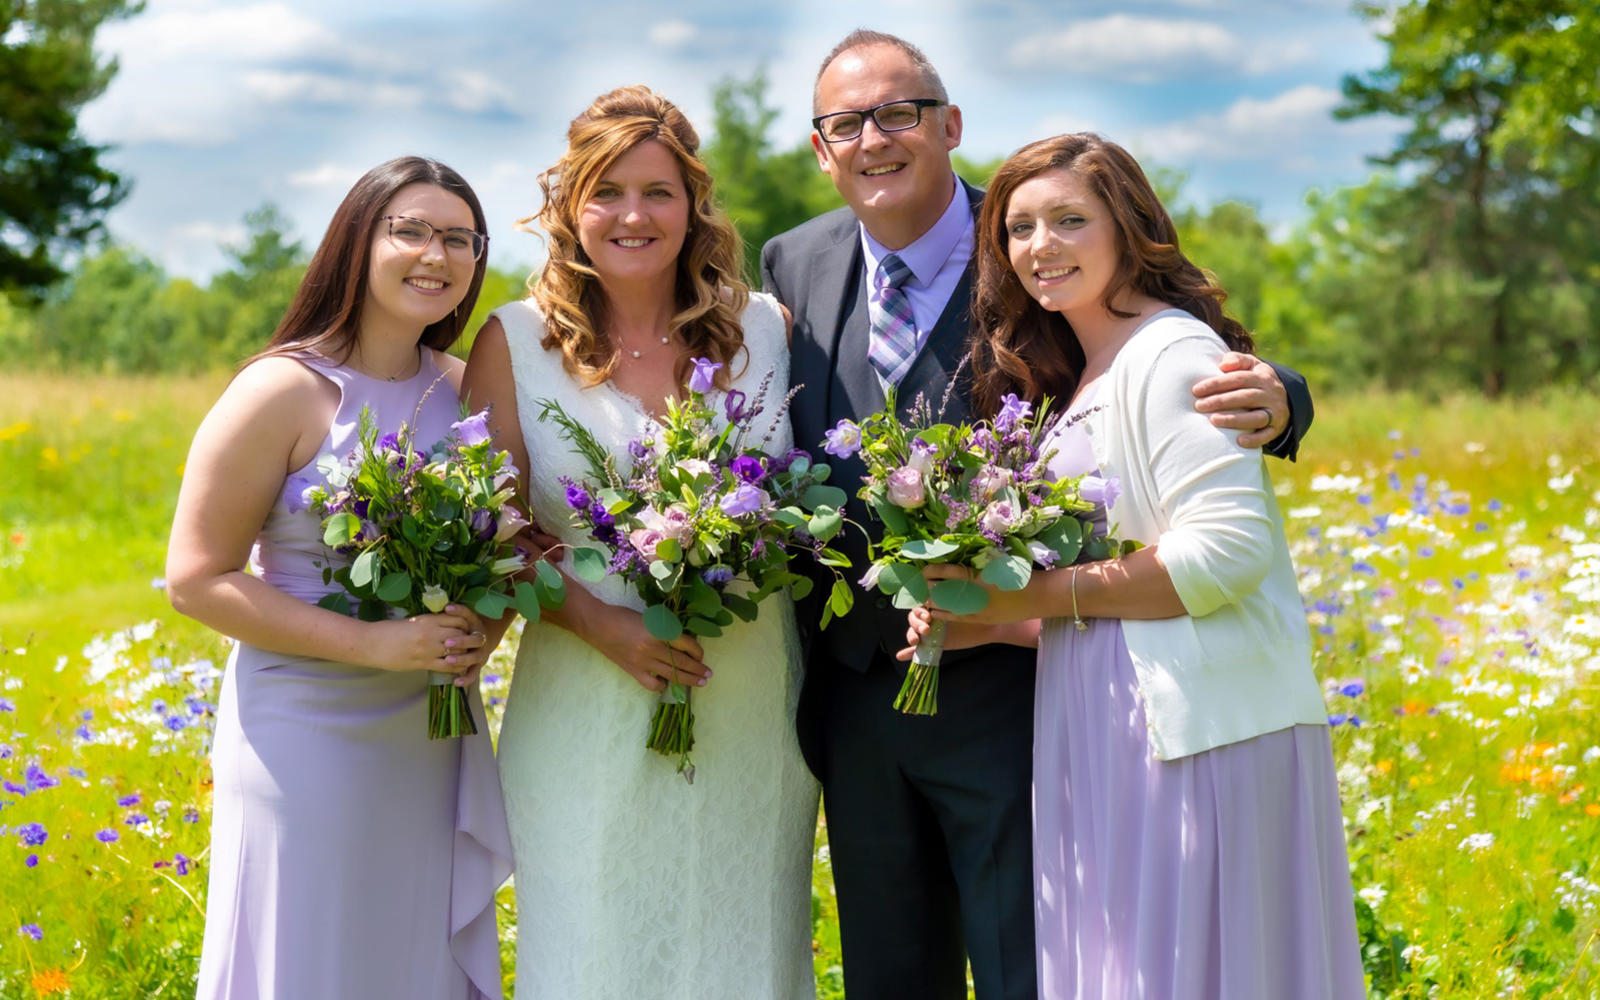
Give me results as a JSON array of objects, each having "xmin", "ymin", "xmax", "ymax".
[{"xmin": 868, "ymin": 252, "xmax": 918, "ymax": 386}]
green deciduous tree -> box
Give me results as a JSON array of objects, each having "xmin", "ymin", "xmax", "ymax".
[
  {"xmin": 1338, "ymin": 0, "xmax": 1600, "ymax": 396},
  {"xmin": 0, "ymin": 0, "xmax": 140, "ymax": 301}
]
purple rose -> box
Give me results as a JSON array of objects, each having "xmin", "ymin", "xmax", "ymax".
[
  {"xmin": 724, "ymin": 389, "xmax": 749, "ymax": 424},
  {"xmin": 1080, "ymin": 475, "xmax": 1122, "ymax": 510},
  {"xmin": 689, "ymin": 357, "xmax": 722, "ymax": 394},
  {"xmin": 972, "ymin": 464, "xmax": 1014, "ymax": 498},
  {"xmin": 451, "ymin": 409, "xmax": 492, "ymax": 446},
  {"xmin": 994, "ymin": 393, "xmax": 1033, "ymax": 432},
  {"xmin": 886, "ymin": 467, "xmax": 926, "ymax": 509},
  {"xmin": 730, "ymin": 455, "xmax": 766, "ymax": 484},
  {"xmin": 980, "ymin": 500, "xmax": 1018, "ymax": 536},
  {"xmin": 822, "ymin": 419, "xmax": 862, "ymax": 459},
  {"xmin": 720, "ymin": 483, "xmax": 768, "ymax": 517}
]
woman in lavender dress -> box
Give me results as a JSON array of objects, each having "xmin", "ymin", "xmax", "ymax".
[
  {"xmin": 166, "ymin": 157, "xmax": 512, "ymax": 999},
  {"xmin": 906, "ymin": 133, "xmax": 1365, "ymax": 999}
]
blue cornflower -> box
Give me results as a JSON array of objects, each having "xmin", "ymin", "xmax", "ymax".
[
  {"xmin": 117, "ymin": 794, "xmax": 141, "ymax": 808},
  {"xmin": 18, "ymin": 923, "xmax": 41, "ymax": 940},
  {"xmin": 1340, "ymin": 681, "xmax": 1366, "ymax": 698},
  {"xmin": 0, "ymin": 745, "xmax": 11, "ymax": 760},
  {"xmin": 125, "ymin": 813, "xmax": 149, "ymax": 827},
  {"xmin": 18, "ymin": 822, "xmax": 47, "ymax": 847},
  {"xmin": 67, "ymin": 767, "xmax": 85, "ymax": 779},
  {"xmin": 0, "ymin": 698, "xmax": 13, "ymax": 712},
  {"xmin": 1348, "ymin": 715, "xmax": 1364, "ymax": 728},
  {"xmin": 24, "ymin": 854, "xmax": 37, "ymax": 868},
  {"xmin": 24, "ymin": 764, "xmax": 56, "ymax": 792},
  {"xmin": 174, "ymin": 853, "xmax": 192, "ymax": 877},
  {"xmin": 164, "ymin": 716, "xmax": 188, "ymax": 732},
  {"xmin": 95, "ymin": 829, "xmax": 119, "ymax": 843},
  {"xmin": 182, "ymin": 807, "xmax": 201, "ymax": 824},
  {"xmin": 75, "ymin": 725, "xmax": 95, "ymax": 743},
  {"xmin": 151, "ymin": 699, "xmax": 168, "ymax": 715},
  {"xmin": 3, "ymin": 780, "xmax": 25, "ymax": 796},
  {"xmin": 1328, "ymin": 713, "xmax": 1348, "ymax": 726},
  {"xmin": 79, "ymin": 709, "xmax": 93, "ymax": 721}
]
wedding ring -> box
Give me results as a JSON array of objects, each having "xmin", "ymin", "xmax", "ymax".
[{"xmin": 1257, "ymin": 407, "xmax": 1272, "ymax": 428}]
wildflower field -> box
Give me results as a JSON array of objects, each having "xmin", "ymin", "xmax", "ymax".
[{"xmin": 1, "ymin": 371, "xmax": 1597, "ymax": 998}]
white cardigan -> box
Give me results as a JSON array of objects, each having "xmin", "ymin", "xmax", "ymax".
[{"xmin": 1081, "ymin": 310, "xmax": 1329, "ymax": 760}]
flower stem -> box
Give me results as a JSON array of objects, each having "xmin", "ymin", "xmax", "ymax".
[
  {"xmin": 427, "ymin": 673, "xmax": 478, "ymax": 740},
  {"xmin": 895, "ymin": 617, "xmax": 947, "ymax": 715}
]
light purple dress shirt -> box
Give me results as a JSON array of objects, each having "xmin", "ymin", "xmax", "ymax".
[{"xmin": 860, "ymin": 178, "xmax": 976, "ymax": 391}]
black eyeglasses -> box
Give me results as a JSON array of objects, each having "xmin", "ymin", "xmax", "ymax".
[
  {"xmin": 380, "ymin": 215, "xmax": 489, "ymax": 262},
  {"xmin": 812, "ymin": 99, "xmax": 944, "ymax": 143}
]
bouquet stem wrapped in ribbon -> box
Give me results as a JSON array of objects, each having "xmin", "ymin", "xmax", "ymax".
[
  {"xmin": 304, "ymin": 398, "xmax": 564, "ymax": 739},
  {"xmin": 540, "ymin": 359, "xmax": 851, "ymax": 783},
  {"xmin": 827, "ymin": 387, "xmax": 1105, "ymax": 715}
]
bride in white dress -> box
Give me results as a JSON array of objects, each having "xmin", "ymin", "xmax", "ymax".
[{"xmin": 462, "ymin": 86, "xmax": 819, "ymax": 999}]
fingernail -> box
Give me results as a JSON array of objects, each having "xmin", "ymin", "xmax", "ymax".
[
  {"xmin": 445, "ymin": 639, "xmax": 458, "ymax": 648},
  {"xmin": 446, "ymin": 655, "xmax": 457, "ymax": 665}
]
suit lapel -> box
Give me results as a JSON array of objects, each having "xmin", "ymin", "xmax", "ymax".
[{"xmin": 810, "ymin": 232, "xmax": 884, "ymax": 420}]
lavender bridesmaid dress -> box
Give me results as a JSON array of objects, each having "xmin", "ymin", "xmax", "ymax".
[
  {"xmin": 195, "ymin": 352, "xmax": 513, "ymax": 1000},
  {"xmin": 1032, "ymin": 388, "xmax": 1365, "ymax": 1000}
]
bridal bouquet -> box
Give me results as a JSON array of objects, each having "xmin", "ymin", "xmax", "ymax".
[
  {"xmin": 825, "ymin": 388, "xmax": 1107, "ymax": 715},
  {"xmin": 539, "ymin": 358, "xmax": 851, "ymax": 782},
  {"xmin": 303, "ymin": 402, "xmax": 565, "ymax": 739}
]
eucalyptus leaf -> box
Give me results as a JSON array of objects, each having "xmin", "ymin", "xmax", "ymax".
[
  {"xmin": 474, "ymin": 592, "xmax": 511, "ymax": 619},
  {"xmin": 802, "ymin": 484, "xmax": 848, "ymax": 511},
  {"xmin": 322, "ymin": 512, "xmax": 361, "ymax": 547},
  {"xmin": 376, "ymin": 571, "xmax": 412, "ymax": 603},
  {"xmin": 655, "ymin": 537, "xmax": 682, "ymax": 563},
  {"xmin": 930, "ymin": 578, "xmax": 991, "ymax": 615},
  {"xmin": 643, "ymin": 603, "xmax": 684, "ymax": 642},
  {"xmin": 773, "ymin": 506, "xmax": 809, "ymax": 531},
  {"xmin": 571, "ymin": 547, "xmax": 607, "ymax": 582},
  {"xmin": 878, "ymin": 562, "xmax": 930, "ymax": 604},
  {"xmin": 871, "ymin": 500, "xmax": 909, "ymax": 535},
  {"xmin": 350, "ymin": 550, "xmax": 379, "ymax": 588},
  {"xmin": 512, "ymin": 581, "xmax": 542, "ymax": 623},
  {"xmin": 316, "ymin": 591, "xmax": 351, "ymax": 616},
  {"xmin": 722, "ymin": 592, "xmax": 759, "ymax": 622},
  {"xmin": 789, "ymin": 575, "xmax": 814, "ymax": 601},
  {"xmin": 808, "ymin": 509, "xmax": 843, "ymax": 542},
  {"xmin": 900, "ymin": 538, "xmax": 959, "ymax": 561},
  {"xmin": 685, "ymin": 617, "xmax": 723, "ymax": 638},
  {"xmin": 828, "ymin": 578, "xmax": 854, "ymax": 617},
  {"xmin": 980, "ymin": 554, "xmax": 1033, "ymax": 591}
]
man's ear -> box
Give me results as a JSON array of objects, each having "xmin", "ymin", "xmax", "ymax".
[
  {"xmin": 811, "ymin": 131, "xmax": 834, "ymax": 174},
  {"xmin": 941, "ymin": 104, "xmax": 964, "ymax": 153}
]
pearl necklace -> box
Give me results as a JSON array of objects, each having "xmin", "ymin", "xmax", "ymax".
[{"xmin": 623, "ymin": 335, "xmax": 670, "ymax": 360}]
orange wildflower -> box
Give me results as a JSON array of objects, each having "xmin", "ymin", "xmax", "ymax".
[
  {"xmin": 1586, "ymin": 803, "xmax": 1600, "ymax": 818},
  {"xmin": 31, "ymin": 968, "xmax": 70, "ymax": 995}
]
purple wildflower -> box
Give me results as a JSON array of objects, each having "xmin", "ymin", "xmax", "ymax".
[
  {"xmin": 174, "ymin": 853, "xmax": 192, "ymax": 876},
  {"xmin": 627, "ymin": 438, "xmax": 653, "ymax": 462},
  {"xmin": 994, "ymin": 393, "xmax": 1033, "ymax": 432},
  {"xmin": 164, "ymin": 715, "xmax": 188, "ymax": 732},
  {"xmin": 96, "ymin": 829, "xmax": 119, "ymax": 843},
  {"xmin": 822, "ymin": 419, "xmax": 863, "ymax": 459},
  {"xmin": 451, "ymin": 409, "xmax": 492, "ymax": 446},
  {"xmin": 723, "ymin": 388, "xmax": 749, "ymax": 424},
  {"xmin": 24, "ymin": 854, "xmax": 37, "ymax": 868},
  {"xmin": 183, "ymin": 808, "xmax": 201, "ymax": 824},
  {"xmin": 377, "ymin": 431, "xmax": 402, "ymax": 453},
  {"xmin": 3, "ymin": 780, "xmax": 25, "ymax": 796},
  {"xmin": 75, "ymin": 725, "xmax": 95, "ymax": 742},
  {"xmin": 702, "ymin": 565, "xmax": 734, "ymax": 587},
  {"xmin": 0, "ymin": 698, "xmax": 12, "ymax": 712},
  {"xmin": 688, "ymin": 358, "xmax": 722, "ymax": 393},
  {"xmin": 24, "ymin": 764, "xmax": 56, "ymax": 793},
  {"xmin": 564, "ymin": 481, "xmax": 593, "ymax": 511},
  {"xmin": 18, "ymin": 822, "xmax": 47, "ymax": 847},
  {"xmin": 720, "ymin": 483, "xmax": 767, "ymax": 517},
  {"xmin": 470, "ymin": 508, "xmax": 495, "ymax": 539},
  {"xmin": 730, "ymin": 455, "xmax": 766, "ymax": 484},
  {"xmin": 0, "ymin": 745, "xmax": 11, "ymax": 760},
  {"xmin": 19, "ymin": 924, "xmax": 41, "ymax": 941},
  {"xmin": 117, "ymin": 793, "xmax": 142, "ymax": 808},
  {"xmin": 1339, "ymin": 681, "xmax": 1365, "ymax": 698},
  {"xmin": 125, "ymin": 813, "xmax": 149, "ymax": 827}
]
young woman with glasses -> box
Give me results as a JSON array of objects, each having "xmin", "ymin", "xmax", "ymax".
[{"xmin": 167, "ymin": 156, "xmax": 513, "ymax": 999}]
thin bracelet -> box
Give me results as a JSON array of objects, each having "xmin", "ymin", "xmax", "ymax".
[{"xmin": 1071, "ymin": 565, "xmax": 1088, "ymax": 631}]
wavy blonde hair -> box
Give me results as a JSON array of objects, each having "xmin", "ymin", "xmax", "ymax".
[{"xmin": 524, "ymin": 85, "xmax": 749, "ymax": 389}]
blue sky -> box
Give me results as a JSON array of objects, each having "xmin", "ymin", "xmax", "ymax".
[{"xmin": 80, "ymin": 0, "xmax": 1402, "ymax": 280}]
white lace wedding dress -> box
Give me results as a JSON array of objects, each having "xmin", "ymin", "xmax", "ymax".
[{"xmin": 492, "ymin": 293, "xmax": 819, "ymax": 999}]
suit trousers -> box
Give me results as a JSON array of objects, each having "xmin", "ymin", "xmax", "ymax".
[{"xmin": 808, "ymin": 645, "xmax": 1039, "ymax": 1000}]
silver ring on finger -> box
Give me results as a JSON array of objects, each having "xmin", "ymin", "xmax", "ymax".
[{"xmin": 1257, "ymin": 407, "xmax": 1273, "ymax": 429}]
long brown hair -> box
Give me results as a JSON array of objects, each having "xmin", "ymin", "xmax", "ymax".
[
  {"xmin": 247, "ymin": 156, "xmax": 488, "ymax": 368},
  {"xmin": 970, "ymin": 133, "xmax": 1253, "ymax": 416},
  {"xmin": 526, "ymin": 85, "xmax": 749, "ymax": 390}
]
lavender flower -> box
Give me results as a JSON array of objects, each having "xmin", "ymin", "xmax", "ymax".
[
  {"xmin": 720, "ymin": 483, "xmax": 768, "ymax": 517},
  {"xmin": 450, "ymin": 410, "xmax": 492, "ymax": 446},
  {"xmin": 822, "ymin": 419, "xmax": 863, "ymax": 459},
  {"xmin": 689, "ymin": 358, "xmax": 722, "ymax": 393},
  {"xmin": 994, "ymin": 393, "xmax": 1033, "ymax": 433}
]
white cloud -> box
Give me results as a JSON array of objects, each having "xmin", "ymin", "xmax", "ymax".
[
  {"xmin": 242, "ymin": 70, "xmax": 425, "ymax": 109},
  {"xmin": 1127, "ymin": 84, "xmax": 1361, "ymax": 163},
  {"xmin": 442, "ymin": 70, "xmax": 518, "ymax": 115},
  {"xmin": 96, "ymin": 1, "xmax": 340, "ymax": 63},
  {"xmin": 649, "ymin": 20, "xmax": 696, "ymax": 48},
  {"xmin": 1009, "ymin": 15, "xmax": 1310, "ymax": 82},
  {"xmin": 172, "ymin": 220, "xmax": 248, "ymax": 246},
  {"xmin": 285, "ymin": 163, "xmax": 365, "ymax": 189}
]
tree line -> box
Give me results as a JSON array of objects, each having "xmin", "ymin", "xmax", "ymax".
[{"xmin": 2, "ymin": 1, "xmax": 1597, "ymax": 397}]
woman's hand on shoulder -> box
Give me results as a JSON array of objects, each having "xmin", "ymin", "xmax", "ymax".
[{"xmin": 575, "ymin": 599, "xmax": 712, "ymax": 692}]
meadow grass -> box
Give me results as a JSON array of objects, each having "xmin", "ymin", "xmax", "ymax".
[{"xmin": 2, "ymin": 373, "xmax": 1598, "ymax": 998}]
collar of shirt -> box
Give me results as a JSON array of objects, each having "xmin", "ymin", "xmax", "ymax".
[{"xmin": 858, "ymin": 178, "xmax": 971, "ymax": 292}]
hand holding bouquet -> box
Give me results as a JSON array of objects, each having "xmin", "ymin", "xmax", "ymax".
[
  {"xmin": 826, "ymin": 389, "xmax": 1099, "ymax": 715},
  {"xmin": 539, "ymin": 359, "xmax": 850, "ymax": 782},
  {"xmin": 304, "ymin": 403, "xmax": 565, "ymax": 739}
]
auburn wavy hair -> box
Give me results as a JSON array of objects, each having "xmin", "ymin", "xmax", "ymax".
[
  {"xmin": 969, "ymin": 132, "xmax": 1253, "ymax": 417},
  {"xmin": 248, "ymin": 156, "xmax": 488, "ymax": 367},
  {"xmin": 525, "ymin": 85, "xmax": 749, "ymax": 389}
]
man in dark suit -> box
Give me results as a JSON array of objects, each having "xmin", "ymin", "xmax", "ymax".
[{"xmin": 761, "ymin": 30, "xmax": 1312, "ymax": 1000}]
